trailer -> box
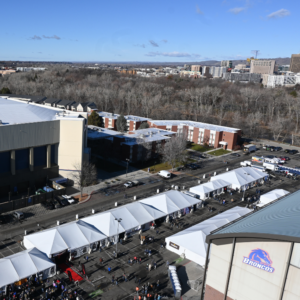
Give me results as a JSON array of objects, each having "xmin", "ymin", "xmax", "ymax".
[
  {"xmin": 240, "ymin": 161, "xmax": 252, "ymax": 167},
  {"xmin": 279, "ymin": 166, "xmax": 300, "ymax": 176},
  {"xmin": 244, "ymin": 144, "xmax": 256, "ymax": 153},
  {"xmin": 263, "ymin": 162, "xmax": 279, "ymax": 171},
  {"xmin": 252, "ymin": 156, "xmax": 264, "ymax": 164},
  {"xmin": 252, "ymin": 165, "xmax": 267, "ymax": 172}
]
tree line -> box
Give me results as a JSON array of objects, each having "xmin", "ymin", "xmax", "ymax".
[{"xmin": 1, "ymin": 65, "xmax": 300, "ymax": 144}]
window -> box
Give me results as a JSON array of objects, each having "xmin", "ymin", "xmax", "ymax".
[
  {"xmin": 0, "ymin": 151, "xmax": 10, "ymax": 173},
  {"xmin": 34, "ymin": 146, "xmax": 47, "ymax": 167},
  {"xmin": 16, "ymin": 148, "xmax": 29, "ymax": 170}
]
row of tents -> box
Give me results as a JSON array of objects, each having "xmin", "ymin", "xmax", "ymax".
[
  {"xmin": 190, "ymin": 167, "xmax": 269, "ymax": 200},
  {"xmin": 23, "ymin": 190, "xmax": 202, "ymax": 259}
]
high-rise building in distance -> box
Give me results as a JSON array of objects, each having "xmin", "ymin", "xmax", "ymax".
[
  {"xmin": 250, "ymin": 60, "xmax": 275, "ymax": 75},
  {"xmin": 290, "ymin": 54, "xmax": 300, "ymax": 73},
  {"xmin": 191, "ymin": 65, "xmax": 201, "ymax": 72},
  {"xmin": 221, "ymin": 60, "xmax": 232, "ymax": 68}
]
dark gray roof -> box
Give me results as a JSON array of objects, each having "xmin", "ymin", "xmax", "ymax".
[
  {"xmin": 57, "ymin": 99, "xmax": 72, "ymax": 106},
  {"xmin": 207, "ymin": 190, "xmax": 300, "ymax": 243},
  {"xmin": 44, "ymin": 98, "xmax": 61, "ymax": 104}
]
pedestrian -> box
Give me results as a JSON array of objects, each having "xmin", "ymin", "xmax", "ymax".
[
  {"xmin": 115, "ymin": 279, "xmax": 118, "ymax": 286},
  {"xmin": 112, "ymin": 275, "xmax": 115, "ymax": 284},
  {"xmin": 154, "ymin": 262, "xmax": 157, "ymax": 269},
  {"xmin": 99, "ymin": 246, "xmax": 102, "ymax": 252},
  {"xmin": 156, "ymin": 229, "xmax": 159, "ymax": 235},
  {"xmin": 85, "ymin": 255, "xmax": 89, "ymax": 262},
  {"xmin": 149, "ymin": 264, "xmax": 152, "ymax": 271},
  {"xmin": 99, "ymin": 257, "xmax": 103, "ymax": 264},
  {"xmin": 139, "ymin": 257, "xmax": 142, "ymax": 264},
  {"xmin": 157, "ymin": 280, "xmax": 159, "ymax": 288},
  {"xmin": 166, "ymin": 260, "xmax": 169, "ymax": 267},
  {"xmin": 139, "ymin": 277, "xmax": 141, "ymax": 284},
  {"xmin": 108, "ymin": 266, "xmax": 111, "ymax": 274},
  {"xmin": 135, "ymin": 276, "xmax": 138, "ymax": 283}
]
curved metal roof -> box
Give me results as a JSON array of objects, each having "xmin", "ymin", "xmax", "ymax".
[{"xmin": 206, "ymin": 190, "xmax": 300, "ymax": 243}]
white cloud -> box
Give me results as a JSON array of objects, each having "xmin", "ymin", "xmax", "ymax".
[
  {"xmin": 43, "ymin": 35, "xmax": 61, "ymax": 40},
  {"xmin": 228, "ymin": 7, "xmax": 246, "ymax": 14},
  {"xmin": 145, "ymin": 51, "xmax": 201, "ymax": 58},
  {"xmin": 267, "ymin": 9, "xmax": 290, "ymax": 19},
  {"xmin": 196, "ymin": 5, "xmax": 204, "ymax": 15}
]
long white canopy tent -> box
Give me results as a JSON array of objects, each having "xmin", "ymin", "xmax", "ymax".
[
  {"xmin": 23, "ymin": 220, "xmax": 107, "ymax": 259},
  {"xmin": 165, "ymin": 206, "xmax": 251, "ymax": 267},
  {"xmin": 257, "ymin": 189, "xmax": 290, "ymax": 207},
  {"xmin": 23, "ymin": 190, "xmax": 200, "ymax": 259},
  {"xmin": 0, "ymin": 248, "xmax": 56, "ymax": 291},
  {"xmin": 189, "ymin": 179, "xmax": 231, "ymax": 200},
  {"xmin": 139, "ymin": 190, "xmax": 202, "ymax": 220},
  {"xmin": 211, "ymin": 167, "xmax": 268, "ymax": 191}
]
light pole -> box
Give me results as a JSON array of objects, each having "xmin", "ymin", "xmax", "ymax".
[
  {"xmin": 115, "ymin": 218, "xmax": 122, "ymax": 257},
  {"xmin": 242, "ymin": 173, "xmax": 249, "ymax": 201},
  {"xmin": 126, "ymin": 158, "xmax": 130, "ymax": 177}
]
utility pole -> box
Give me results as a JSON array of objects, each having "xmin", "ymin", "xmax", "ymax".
[
  {"xmin": 115, "ymin": 218, "xmax": 122, "ymax": 258},
  {"xmin": 252, "ymin": 50, "xmax": 260, "ymax": 59}
]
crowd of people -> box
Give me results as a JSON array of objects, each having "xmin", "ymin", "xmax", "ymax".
[{"xmin": 0, "ymin": 276, "xmax": 80, "ymax": 300}]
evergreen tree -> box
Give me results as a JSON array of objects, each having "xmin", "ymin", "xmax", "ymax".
[
  {"xmin": 88, "ymin": 111, "xmax": 103, "ymax": 127},
  {"xmin": 116, "ymin": 114, "xmax": 127, "ymax": 132},
  {"xmin": 139, "ymin": 122, "xmax": 149, "ymax": 129},
  {"xmin": 0, "ymin": 87, "xmax": 11, "ymax": 94}
]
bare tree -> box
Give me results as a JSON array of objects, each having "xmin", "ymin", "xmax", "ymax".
[
  {"xmin": 72, "ymin": 161, "xmax": 97, "ymax": 200},
  {"xmin": 161, "ymin": 133, "xmax": 187, "ymax": 170}
]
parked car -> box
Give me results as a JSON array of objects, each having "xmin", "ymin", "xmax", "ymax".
[
  {"xmin": 280, "ymin": 157, "xmax": 288, "ymax": 161},
  {"xmin": 42, "ymin": 200, "xmax": 54, "ymax": 210},
  {"xmin": 52, "ymin": 198, "xmax": 62, "ymax": 209},
  {"xmin": 265, "ymin": 155, "xmax": 276, "ymax": 159},
  {"xmin": 273, "ymin": 147, "xmax": 282, "ymax": 151},
  {"xmin": 289, "ymin": 150, "xmax": 298, "ymax": 155},
  {"xmin": 12, "ymin": 211, "xmax": 24, "ymax": 220},
  {"xmin": 55, "ymin": 195, "xmax": 69, "ymax": 206},
  {"xmin": 62, "ymin": 195, "xmax": 75, "ymax": 204},
  {"xmin": 157, "ymin": 170, "xmax": 171, "ymax": 179},
  {"xmin": 269, "ymin": 146, "xmax": 276, "ymax": 151},
  {"xmin": 262, "ymin": 145, "xmax": 270, "ymax": 150},
  {"xmin": 185, "ymin": 163, "xmax": 197, "ymax": 170},
  {"xmin": 230, "ymin": 153, "xmax": 240, "ymax": 157},
  {"xmin": 124, "ymin": 180, "xmax": 140, "ymax": 188},
  {"xmin": 285, "ymin": 149, "xmax": 291, "ymax": 153}
]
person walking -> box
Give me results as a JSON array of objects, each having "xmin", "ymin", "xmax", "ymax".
[
  {"xmin": 115, "ymin": 278, "xmax": 118, "ymax": 286},
  {"xmin": 108, "ymin": 266, "xmax": 111, "ymax": 274},
  {"xmin": 139, "ymin": 257, "xmax": 142, "ymax": 264},
  {"xmin": 149, "ymin": 264, "xmax": 152, "ymax": 271},
  {"xmin": 154, "ymin": 261, "xmax": 157, "ymax": 269},
  {"xmin": 85, "ymin": 255, "xmax": 89, "ymax": 262},
  {"xmin": 112, "ymin": 275, "xmax": 115, "ymax": 284},
  {"xmin": 156, "ymin": 229, "xmax": 159, "ymax": 235},
  {"xmin": 166, "ymin": 260, "xmax": 169, "ymax": 267},
  {"xmin": 99, "ymin": 257, "xmax": 103, "ymax": 264},
  {"xmin": 138, "ymin": 277, "xmax": 141, "ymax": 285},
  {"xmin": 156, "ymin": 280, "xmax": 159, "ymax": 289}
]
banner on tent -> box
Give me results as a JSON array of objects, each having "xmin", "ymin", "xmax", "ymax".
[{"xmin": 169, "ymin": 241, "xmax": 180, "ymax": 250}]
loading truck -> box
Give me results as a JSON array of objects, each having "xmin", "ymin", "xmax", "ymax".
[
  {"xmin": 244, "ymin": 144, "xmax": 257, "ymax": 153},
  {"xmin": 240, "ymin": 161, "xmax": 252, "ymax": 167},
  {"xmin": 252, "ymin": 165, "xmax": 267, "ymax": 172},
  {"xmin": 252, "ymin": 156, "xmax": 264, "ymax": 164},
  {"xmin": 263, "ymin": 162, "xmax": 279, "ymax": 171}
]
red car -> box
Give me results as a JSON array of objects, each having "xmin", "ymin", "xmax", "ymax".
[{"xmin": 280, "ymin": 157, "xmax": 288, "ymax": 161}]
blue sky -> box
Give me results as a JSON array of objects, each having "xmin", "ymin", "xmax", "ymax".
[{"xmin": 2, "ymin": 0, "xmax": 298, "ymax": 62}]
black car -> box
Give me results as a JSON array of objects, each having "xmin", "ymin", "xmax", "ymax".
[
  {"xmin": 230, "ymin": 153, "xmax": 240, "ymax": 157},
  {"xmin": 285, "ymin": 149, "xmax": 291, "ymax": 153},
  {"xmin": 265, "ymin": 155, "xmax": 276, "ymax": 159},
  {"xmin": 52, "ymin": 198, "xmax": 62, "ymax": 209},
  {"xmin": 273, "ymin": 147, "xmax": 282, "ymax": 151},
  {"xmin": 185, "ymin": 163, "xmax": 197, "ymax": 170},
  {"xmin": 55, "ymin": 195, "xmax": 69, "ymax": 206},
  {"xmin": 289, "ymin": 150, "xmax": 298, "ymax": 154}
]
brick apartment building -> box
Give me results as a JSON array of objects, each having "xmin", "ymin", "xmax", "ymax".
[
  {"xmin": 250, "ymin": 59, "xmax": 276, "ymax": 75},
  {"xmin": 98, "ymin": 112, "xmax": 151, "ymax": 131},
  {"xmin": 148, "ymin": 120, "xmax": 241, "ymax": 150},
  {"xmin": 87, "ymin": 126, "xmax": 175, "ymax": 163},
  {"xmin": 290, "ymin": 54, "xmax": 300, "ymax": 73}
]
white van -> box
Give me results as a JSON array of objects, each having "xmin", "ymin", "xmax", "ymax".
[{"xmin": 157, "ymin": 170, "xmax": 171, "ymax": 179}]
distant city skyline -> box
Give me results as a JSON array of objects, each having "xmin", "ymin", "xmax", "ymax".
[{"xmin": 2, "ymin": 0, "xmax": 298, "ymax": 62}]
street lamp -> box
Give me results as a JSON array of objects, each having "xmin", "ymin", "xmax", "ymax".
[
  {"xmin": 242, "ymin": 173, "xmax": 249, "ymax": 201},
  {"xmin": 126, "ymin": 158, "xmax": 130, "ymax": 177},
  {"xmin": 115, "ymin": 218, "xmax": 122, "ymax": 258}
]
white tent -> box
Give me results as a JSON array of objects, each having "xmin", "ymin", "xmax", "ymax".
[
  {"xmin": 190, "ymin": 179, "xmax": 231, "ymax": 200},
  {"xmin": 165, "ymin": 206, "xmax": 251, "ymax": 266},
  {"xmin": 211, "ymin": 167, "xmax": 268, "ymax": 190},
  {"xmin": 0, "ymin": 248, "xmax": 56, "ymax": 289},
  {"xmin": 139, "ymin": 190, "xmax": 201, "ymax": 215},
  {"xmin": 24, "ymin": 228, "xmax": 69, "ymax": 258},
  {"xmin": 257, "ymin": 189, "xmax": 290, "ymax": 207},
  {"xmin": 23, "ymin": 220, "xmax": 107, "ymax": 258}
]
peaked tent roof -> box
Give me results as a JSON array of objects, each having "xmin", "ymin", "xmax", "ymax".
[
  {"xmin": 0, "ymin": 248, "xmax": 55, "ymax": 288},
  {"xmin": 211, "ymin": 167, "xmax": 267, "ymax": 187},
  {"xmin": 165, "ymin": 207, "xmax": 251, "ymax": 265},
  {"xmin": 76, "ymin": 220, "xmax": 107, "ymax": 243},
  {"xmin": 139, "ymin": 190, "xmax": 200, "ymax": 214},
  {"xmin": 257, "ymin": 189, "xmax": 290, "ymax": 207},
  {"xmin": 190, "ymin": 179, "xmax": 231, "ymax": 197},
  {"xmin": 23, "ymin": 229, "xmax": 69, "ymax": 257},
  {"xmin": 122, "ymin": 202, "xmax": 157, "ymax": 225}
]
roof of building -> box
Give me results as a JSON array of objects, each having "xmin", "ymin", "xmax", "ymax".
[
  {"xmin": 149, "ymin": 120, "xmax": 240, "ymax": 133},
  {"xmin": 206, "ymin": 189, "xmax": 300, "ymax": 243},
  {"xmin": 0, "ymin": 97, "xmax": 82, "ymax": 125},
  {"xmin": 125, "ymin": 115, "xmax": 151, "ymax": 122},
  {"xmin": 44, "ymin": 98, "xmax": 61, "ymax": 104},
  {"xmin": 87, "ymin": 125, "xmax": 175, "ymax": 144},
  {"xmin": 98, "ymin": 111, "xmax": 120, "ymax": 119},
  {"xmin": 56, "ymin": 99, "xmax": 73, "ymax": 106},
  {"xmin": 1, "ymin": 94, "xmax": 47, "ymax": 103}
]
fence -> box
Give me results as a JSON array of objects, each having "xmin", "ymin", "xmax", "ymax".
[{"xmin": 0, "ymin": 188, "xmax": 66, "ymax": 214}]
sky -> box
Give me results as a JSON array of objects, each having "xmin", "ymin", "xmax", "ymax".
[{"xmin": 2, "ymin": 0, "xmax": 299, "ymax": 62}]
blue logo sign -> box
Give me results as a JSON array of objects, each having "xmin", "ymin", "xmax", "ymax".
[{"xmin": 243, "ymin": 248, "xmax": 275, "ymax": 273}]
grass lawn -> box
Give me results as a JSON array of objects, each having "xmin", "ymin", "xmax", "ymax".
[
  {"xmin": 190, "ymin": 143, "xmax": 212, "ymax": 152},
  {"xmin": 133, "ymin": 159, "xmax": 183, "ymax": 173},
  {"xmin": 209, "ymin": 149, "xmax": 231, "ymax": 156},
  {"xmin": 93, "ymin": 157, "xmax": 125, "ymax": 173}
]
